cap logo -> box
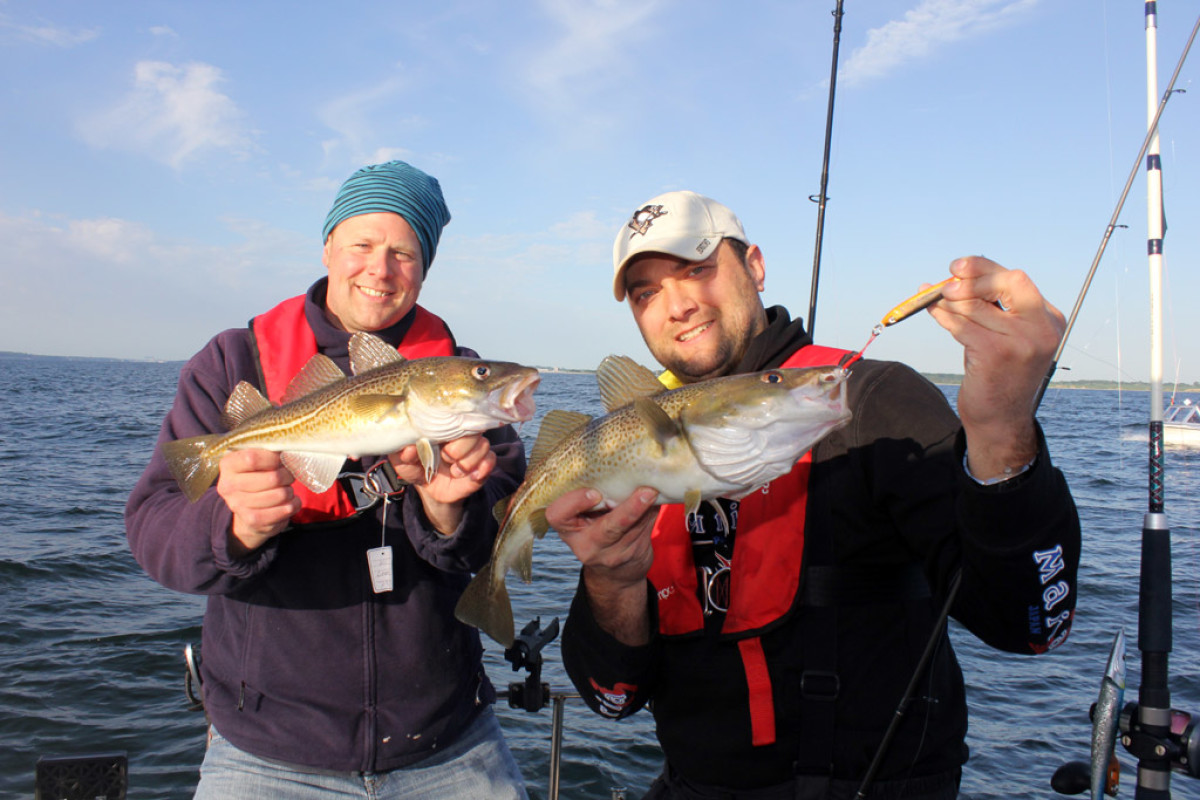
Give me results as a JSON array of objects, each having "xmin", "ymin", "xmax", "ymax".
[
  {"xmin": 627, "ymin": 204, "xmax": 667, "ymax": 237},
  {"xmin": 696, "ymin": 238, "xmax": 712, "ymax": 255}
]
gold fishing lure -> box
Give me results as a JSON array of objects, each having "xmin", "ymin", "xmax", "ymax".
[{"xmin": 880, "ymin": 277, "xmax": 959, "ymax": 327}]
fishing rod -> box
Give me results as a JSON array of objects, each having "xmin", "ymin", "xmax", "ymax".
[
  {"xmin": 1033, "ymin": 8, "xmax": 1198, "ymax": 410},
  {"xmin": 861, "ymin": 10, "xmax": 1200, "ymax": 799},
  {"xmin": 1050, "ymin": 7, "xmax": 1200, "ymax": 800},
  {"xmin": 805, "ymin": 0, "xmax": 845, "ymax": 340},
  {"xmin": 1122, "ymin": 5, "xmax": 1198, "ymax": 798}
]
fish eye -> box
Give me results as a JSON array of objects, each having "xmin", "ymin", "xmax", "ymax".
[
  {"xmin": 762, "ymin": 372, "xmax": 782, "ymax": 384},
  {"xmin": 473, "ymin": 365, "xmax": 491, "ymax": 380}
]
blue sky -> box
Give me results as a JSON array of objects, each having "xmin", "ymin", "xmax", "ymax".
[{"xmin": 2, "ymin": 0, "xmax": 1198, "ymax": 383}]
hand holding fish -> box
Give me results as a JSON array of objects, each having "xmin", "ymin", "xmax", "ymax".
[
  {"xmin": 216, "ymin": 449, "xmax": 301, "ymax": 557},
  {"xmin": 387, "ymin": 434, "xmax": 498, "ymax": 535},
  {"xmin": 548, "ymin": 486, "xmax": 659, "ymax": 646},
  {"xmin": 454, "ymin": 357, "xmax": 851, "ymax": 647},
  {"xmin": 926, "ymin": 256, "xmax": 1066, "ymax": 480}
]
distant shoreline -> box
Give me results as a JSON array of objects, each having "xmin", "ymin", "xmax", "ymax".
[
  {"xmin": 2, "ymin": 352, "xmax": 1196, "ymax": 393},
  {"xmin": 920, "ymin": 372, "xmax": 1200, "ymax": 393}
]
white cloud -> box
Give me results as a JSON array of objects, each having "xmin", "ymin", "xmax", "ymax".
[
  {"xmin": 840, "ymin": 0, "xmax": 1039, "ymax": 87},
  {"xmin": 0, "ymin": 14, "xmax": 99, "ymax": 47},
  {"xmin": 518, "ymin": 0, "xmax": 663, "ymax": 128},
  {"xmin": 0, "ymin": 210, "xmax": 317, "ymax": 359},
  {"xmin": 316, "ymin": 75, "xmax": 425, "ymax": 167},
  {"xmin": 79, "ymin": 60, "xmax": 254, "ymax": 169}
]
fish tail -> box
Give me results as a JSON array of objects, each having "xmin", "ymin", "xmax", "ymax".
[
  {"xmin": 455, "ymin": 563, "xmax": 516, "ymax": 648},
  {"xmin": 161, "ymin": 434, "xmax": 226, "ymax": 502}
]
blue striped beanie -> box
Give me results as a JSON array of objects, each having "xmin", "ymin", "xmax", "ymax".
[{"xmin": 322, "ymin": 160, "xmax": 451, "ymax": 275}]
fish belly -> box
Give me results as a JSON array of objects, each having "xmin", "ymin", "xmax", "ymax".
[{"xmin": 229, "ymin": 420, "xmax": 419, "ymax": 459}]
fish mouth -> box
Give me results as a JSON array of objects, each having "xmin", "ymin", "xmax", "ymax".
[
  {"xmin": 791, "ymin": 366, "xmax": 851, "ymax": 419},
  {"xmin": 491, "ymin": 371, "xmax": 541, "ymax": 423}
]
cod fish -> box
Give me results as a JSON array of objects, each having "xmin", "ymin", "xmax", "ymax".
[
  {"xmin": 1091, "ymin": 628, "xmax": 1126, "ymax": 800},
  {"xmin": 162, "ymin": 331, "xmax": 540, "ymax": 502},
  {"xmin": 455, "ymin": 355, "xmax": 852, "ymax": 646}
]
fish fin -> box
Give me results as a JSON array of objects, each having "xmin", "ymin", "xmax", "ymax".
[
  {"xmin": 347, "ymin": 393, "xmax": 406, "ymax": 422},
  {"xmin": 514, "ymin": 530, "xmax": 536, "ymax": 582},
  {"xmin": 632, "ymin": 397, "xmax": 681, "ymax": 454},
  {"xmin": 161, "ymin": 434, "xmax": 226, "ymax": 502},
  {"xmin": 493, "ymin": 495, "xmax": 513, "ymax": 525},
  {"xmin": 596, "ymin": 355, "xmax": 667, "ymax": 412},
  {"xmin": 683, "ymin": 489, "xmax": 703, "ymax": 518},
  {"xmin": 417, "ymin": 438, "xmax": 440, "ymax": 482},
  {"xmin": 222, "ymin": 382, "xmax": 273, "ymax": 429},
  {"xmin": 529, "ymin": 508, "xmax": 551, "ymax": 541},
  {"xmin": 280, "ymin": 452, "xmax": 347, "ymax": 493},
  {"xmin": 282, "ymin": 353, "xmax": 346, "ymax": 404},
  {"xmin": 530, "ymin": 409, "xmax": 591, "ymax": 469},
  {"xmin": 349, "ymin": 331, "xmax": 405, "ymax": 375},
  {"xmin": 455, "ymin": 563, "xmax": 516, "ymax": 647}
]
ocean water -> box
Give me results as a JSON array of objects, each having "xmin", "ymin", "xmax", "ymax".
[{"xmin": 2, "ymin": 354, "xmax": 1200, "ymax": 799}]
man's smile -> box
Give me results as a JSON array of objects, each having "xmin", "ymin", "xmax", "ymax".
[{"xmin": 677, "ymin": 321, "xmax": 713, "ymax": 343}]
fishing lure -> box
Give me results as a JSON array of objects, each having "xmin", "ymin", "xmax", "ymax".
[
  {"xmin": 880, "ymin": 277, "xmax": 959, "ymax": 328},
  {"xmin": 847, "ymin": 277, "xmax": 960, "ymax": 366}
]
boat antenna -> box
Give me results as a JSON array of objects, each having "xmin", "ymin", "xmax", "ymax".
[{"xmin": 805, "ymin": 0, "xmax": 845, "ymax": 339}]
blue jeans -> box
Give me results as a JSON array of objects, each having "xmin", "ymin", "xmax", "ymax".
[{"xmin": 194, "ymin": 707, "xmax": 528, "ymax": 800}]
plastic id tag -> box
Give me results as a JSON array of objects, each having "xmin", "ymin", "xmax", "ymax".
[
  {"xmin": 368, "ymin": 495, "xmax": 395, "ymax": 593},
  {"xmin": 367, "ymin": 546, "xmax": 394, "ymax": 594}
]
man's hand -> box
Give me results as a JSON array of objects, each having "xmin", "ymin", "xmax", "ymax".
[
  {"xmin": 548, "ymin": 487, "xmax": 659, "ymax": 645},
  {"xmin": 387, "ymin": 434, "xmax": 496, "ymax": 535},
  {"xmin": 927, "ymin": 256, "xmax": 1066, "ymax": 481},
  {"xmin": 216, "ymin": 449, "xmax": 300, "ymax": 557}
]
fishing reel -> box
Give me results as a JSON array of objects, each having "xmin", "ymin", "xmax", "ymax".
[
  {"xmin": 503, "ymin": 616, "xmax": 560, "ymax": 713},
  {"xmin": 1116, "ymin": 702, "xmax": 1200, "ymax": 780},
  {"xmin": 1052, "ymin": 702, "xmax": 1200, "ymax": 796}
]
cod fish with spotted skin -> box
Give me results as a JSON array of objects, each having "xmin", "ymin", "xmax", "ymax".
[
  {"xmin": 162, "ymin": 331, "xmax": 541, "ymax": 502},
  {"xmin": 455, "ymin": 354, "xmax": 852, "ymax": 647}
]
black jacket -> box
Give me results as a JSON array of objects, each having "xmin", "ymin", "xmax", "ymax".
[{"xmin": 561, "ymin": 307, "xmax": 1080, "ymax": 790}]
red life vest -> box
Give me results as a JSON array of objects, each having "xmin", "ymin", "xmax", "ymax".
[
  {"xmin": 645, "ymin": 344, "xmax": 851, "ymax": 746},
  {"xmin": 250, "ymin": 295, "xmax": 456, "ymax": 525}
]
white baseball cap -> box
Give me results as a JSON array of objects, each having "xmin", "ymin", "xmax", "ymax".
[{"xmin": 611, "ymin": 190, "xmax": 749, "ymax": 301}]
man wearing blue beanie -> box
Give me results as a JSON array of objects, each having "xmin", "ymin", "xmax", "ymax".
[{"xmin": 127, "ymin": 161, "xmax": 530, "ymax": 799}]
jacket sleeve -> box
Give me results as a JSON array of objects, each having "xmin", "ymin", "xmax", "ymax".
[
  {"xmin": 561, "ymin": 574, "xmax": 660, "ymax": 720},
  {"xmin": 125, "ymin": 330, "xmax": 281, "ymax": 595},
  {"xmin": 949, "ymin": 423, "xmax": 1080, "ymax": 653},
  {"xmin": 852, "ymin": 362, "xmax": 1080, "ymax": 654}
]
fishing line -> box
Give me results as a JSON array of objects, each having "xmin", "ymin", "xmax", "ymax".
[{"xmin": 1034, "ymin": 12, "xmax": 1198, "ymax": 409}]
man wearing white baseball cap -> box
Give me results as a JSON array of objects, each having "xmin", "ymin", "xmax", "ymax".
[{"xmin": 548, "ymin": 189, "xmax": 1081, "ymax": 799}]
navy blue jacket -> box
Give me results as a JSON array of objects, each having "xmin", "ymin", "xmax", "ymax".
[{"xmin": 126, "ymin": 280, "xmax": 526, "ymax": 772}]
